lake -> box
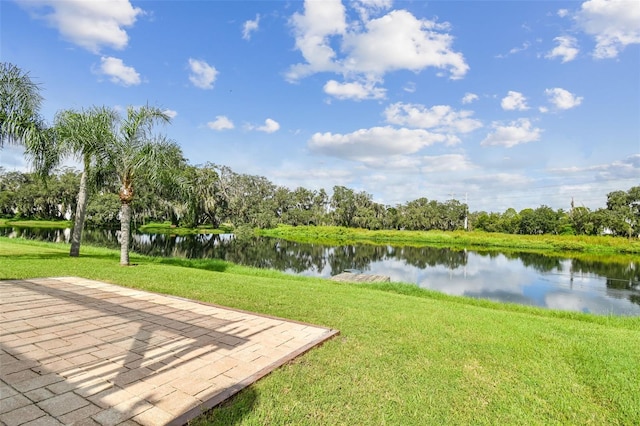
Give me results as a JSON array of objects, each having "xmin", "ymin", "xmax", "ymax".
[{"xmin": 2, "ymin": 226, "xmax": 639, "ymax": 316}]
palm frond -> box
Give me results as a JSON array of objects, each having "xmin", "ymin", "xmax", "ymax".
[{"xmin": 0, "ymin": 62, "xmax": 44, "ymax": 148}]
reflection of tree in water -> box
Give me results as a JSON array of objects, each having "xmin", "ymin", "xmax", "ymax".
[
  {"xmin": 396, "ymin": 246, "xmax": 468, "ymax": 270},
  {"xmin": 3, "ymin": 226, "xmax": 639, "ymax": 308},
  {"xmin": 82, "ymin": 228, "xmax": 121, "ymax": 250},
  {"xmin": 224, "ymin": 237, "xmax": 329, "ymax": 273},
  {"xmin": 273, "ymin": 240, "xmax": 328, "ymax": 273},
  {"xmin": 130, "ymin": 235, "xmax": 329, "ymax": 274},
  {"xmin": 0, "ymin": 227, "xmax": 68, "ymax": 243},
  {"xmin": 570, "ymin": 258, "xmax": 639, "ymax": 290},
  {"xmin": 327, "ymin": 244, "xmax": 389, "ymax": 275},
  {"xmin": 503, "ymin": 252, "xmax": 563, "ymax": 273},
  {"xmin": 570, "ymin": 258, "xmax": 640, "ymax": 307}
]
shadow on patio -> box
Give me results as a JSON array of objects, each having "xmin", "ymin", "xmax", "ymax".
[{"xmin": 0, "ymin": 277, "xmax": 337, "ymax": 425}]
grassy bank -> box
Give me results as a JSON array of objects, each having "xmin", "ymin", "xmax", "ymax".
[
  {"xmin": 260, "ymin": 225, "xmax": 640, "ymax": 255},
  {"xmin": 0, "ymin": 219, "xmax": 227, "ymax": 236},
  {"xmin": 1, "ymin": 237, "xmax": 638, "ymax": 425},
  {"xmin": 137, "ymin": 221, "xmax": 232, "ymax": 235},
  {"xmin": 4, "ymin": 220, "xmax": 638, "ymax": 256},
  {"xmin": 0, "ymin": 218, "xmax": 72, "ymax": 228}
]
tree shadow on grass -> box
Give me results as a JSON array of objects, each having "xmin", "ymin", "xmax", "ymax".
[
  {"xmin": 191, "ymin": 387, "xmax": 259, "ymax": 426},
  {"xmin": 0, "ymin": 251, "xmax": 118, "ymax": 261}
]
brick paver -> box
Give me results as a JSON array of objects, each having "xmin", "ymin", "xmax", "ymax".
[{"xmin": 0, "ymin": 277, "xmax": 337, "ymax": 425}]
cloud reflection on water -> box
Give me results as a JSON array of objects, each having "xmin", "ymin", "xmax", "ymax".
[{"xmin": 372, "ymin": 253, "xmax": 640, "ymax": 316}]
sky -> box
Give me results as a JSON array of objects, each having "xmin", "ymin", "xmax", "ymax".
[{"xmin": 1, "ymin": 0, "xmax": 639, "ymax": 213}]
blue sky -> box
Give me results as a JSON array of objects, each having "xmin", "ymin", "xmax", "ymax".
[{"xmin": 1, "ymin": 0, "xmax": 638, "ymax": 212}]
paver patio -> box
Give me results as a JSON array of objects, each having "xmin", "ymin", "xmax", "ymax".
[{"xmin": 0, "ymin": 277, "xmax": 338, "ymax": 425}]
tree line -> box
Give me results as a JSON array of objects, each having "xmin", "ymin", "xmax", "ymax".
[
  {"xmin": 2, "ymin": 167, "xmax": 638, "ymax": 238},
  {"xmin": 2, "ymin": 62, "xmax": 639, "ymax": 265}
]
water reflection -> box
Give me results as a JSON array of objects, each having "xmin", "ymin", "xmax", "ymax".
[{"xmin": 2, "ymin": 226, "xmax": 638, "ymax": 316}]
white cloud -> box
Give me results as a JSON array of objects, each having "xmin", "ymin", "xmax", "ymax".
[
  {"xmin": 558, "ymin": 9, "xmax": 570, "ymax": 18},
  {"xmin": 501, "ymin": 91, "xmax": 529, "ymax": 111},
  {"xmin": 361, "ymin": 155, "xmax": 422, "ymax": 170},
  {"xmin": 545, "ymin": 88, "xmax": 584, "ymax": 110},
  {"xmin": 546, "ymin": 36, "xmax": 579, "ymax": 62},
  {"xmin": 509, "ymin": 42, "xmax": 530, "ymax": 55},
  {"xmin": 287, "ymin": 0, "xmax": 347, "ymax": 80},
  {"xmin": 207, "ymin": 115, "xmax": 234, "ymax": 130},
  {"xmin": 96, "ymin": 56, "xmax": 141, "ymax": 86},
  {"xmin": 242, "ymin": 14, "xmax": 260, "ymax": 40},
  {"xmin": 353, "ymin": 152, "xmax": 477, "ymax": 172},
  {"xmin": 464, "ymin": 172, "xmax": 534, "ymax": 187},
  {"xmin": 384, "ymin": 102, "xmax": 482, "ymax": 134},
  {"xmin": 323, "ymin": 79, "xmax": 386, "ymax": 100},
  {"xmin": 481, "ymin": 119, "xmax": 542, "ymax": 148},
  {"xmin": 342, "ymin": 10, "xmax": 469, "ymax": 79},
  {"xmin": 576, "ymin": 0, "xmax": 640, "ymax": 59},
  {"xmin": 495, "ymin": 42, "xmax": 530, "ymax": 59},
  {"xmin": 188, "ymin": 58, "xmax": 218, "ymax": 89},
  {"xmin": 19, "ymin": 0, "xmax": 143, "ymax": 53},
  {"xmin": 287, "ymin": 2, "xmax": 468, "ymax": 85},
  {"xmin": 461, "ymin": 93, "xmax": 479, "ymax": 104},
  {"xmin": 163, "ymin": 109, "xmax": 178, "ymax": 119},
  {"xmin": 270, "ymin": 165, "xmax": 354, "ymax": 192},
  {"xmin": 351, "ymin": 0, "xmax": 393, "ymax": 21},
  {"xmin": 256, "ymin": 118, "xmax": 280, "ymax": 133},
  {"xmin": 550, "ymin": 154, "xmax": 639, "ymax": 179},
  {"xmin": 403, "ymin": 82, "xmax": 416, "ymax": 93},
  {"xmin": 420, "ymin": 154, "xmax": 476, "ymax": 173},
  {"xmin": 308, "ymin": 126, "xmax": 447, "ymax": 161}
]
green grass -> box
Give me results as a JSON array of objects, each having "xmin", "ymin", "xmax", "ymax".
[
  {"xmin": 0, "ymin": 218, "xmax": 72, "ymax": 228},
  {"xmin": 0, "ymin": 219, "xmax": 225, "ymax": 235},
  {"xmin": 1, "ymin": 237, "xmax": 639, "ymax": 425},
  {"xmin": 137, "ymin": 221, "xmax": 229, "ymax": 235},
  {"xmin": 260, "ymin": 225, "xmax": 640, "ymax": 255}
]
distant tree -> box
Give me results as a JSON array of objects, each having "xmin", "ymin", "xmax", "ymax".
[
  {"xmin": 384, "ymin": 206, "xmax": 400, "ymax": 230},
  {"xmin": 312, "ymin": 188, "xmax": 329, "ymax": 225},
  {"xmin": 569, "ymin": 206, "xmax": 595, "ymax": 235},
  {"xmin": 474, "ymin": 211, "xmax": 500, "ymax": 233},
  {"xmin": 179, "ymin": 163, "xmax": 223, "ymax": 228},
  {"xmin": 518, "ymin": 208, "xmax": 536, "ymax": 234},
  {"xmin": 283, "ymin": 187, "xmax": 315, "ymax": 226},
  {"xmin": 440, "ymin": 199, "xmax": 466, "ymax": 231},
  {"xmin": 0, "ymin": 169, "xmax": 25, "ymax": 216},
  {"xmin": 605, "ymin": 186, "xmax": 640, "ymax": 238},
  {"xmin": 399, "ymin": 197, "xmax": 435, "ymax": 230},
  {"xmin": 0, "ymin": 168, "xmax": 80, "ymax": 220},
  {"xmin": 331, "ymin": 186, "xmax": 357, "ymax": 227},
  {"xmin": 85, "ymin": 192, "xmax": 120, "ymax": 227},
  {"xmin": 518, "ymin": 205, "xmax": 560, "ymax": 235},
  {"xmin": 499, "ymin": 208, "xmax": 521, "ymax": 234}
]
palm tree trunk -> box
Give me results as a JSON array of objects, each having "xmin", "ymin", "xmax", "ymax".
[
  {"xmin": 69, "ymin": 164, "xmax": 89, "ymax": 257},
  {"xmin": 120, "ymin": 202, "xmax": 132, "ymax": 266}
]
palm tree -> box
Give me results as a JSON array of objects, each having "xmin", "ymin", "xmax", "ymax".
[
  {"xmin": 1, "ymin": 62, "xmax": 42, "ymax": 147},
  {"xmin": 113, "ymin": 105, "xmax": 184, "ymax": 265},
  {"xmin": 0, "ymin": 62, "xmax": 56, "ymax": 175},
  {"xmin": 54, "ymin": 107, "xmax": 118, "ymax": 256}
]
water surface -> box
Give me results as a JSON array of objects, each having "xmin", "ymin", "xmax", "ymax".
[{"xmin": 3, "ymin": 227, "xmax": 638, "ymax": 316}]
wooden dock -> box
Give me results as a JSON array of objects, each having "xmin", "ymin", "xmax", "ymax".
[{"xmin": 330, "ymin": 272, "xmax": 391, "ymax": 283}]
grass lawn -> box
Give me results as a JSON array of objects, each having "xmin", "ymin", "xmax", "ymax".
[
  {"xmin": 0, "ymin": 218, "xmax": 72, "ymax": 228},
  {"xmin": 1, "ymin": 237, "xmax": 639, "ymax": 425}
]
